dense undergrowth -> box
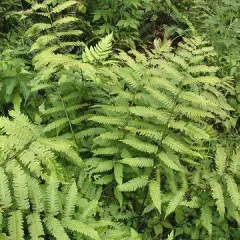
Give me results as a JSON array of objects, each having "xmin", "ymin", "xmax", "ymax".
[{"xmin": 0, "ymin": 0, "xmax": 239, "ymax": 239}]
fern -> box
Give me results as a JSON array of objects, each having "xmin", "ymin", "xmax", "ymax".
[
  {"xmin": 82, "ymin": 33, "xmax": 113, "ymax": 63},
  {"xmin": 62, "ymin": 218, "xmax": 100, "ymax": 240},
  {"xmin": 45, "ymin": 177, "xmax": 59, "ymax": 216},
  {"xmin": 149, "ymin": 180, "xmax": 161, "ymax": 213},
  {"xmin": 63, "ymin": 182, "xmax": 78, "ymax": 218},
  {"xmin": 210, "ymin": 178, "xmax": 225, "ymax": 218},
  {"xmin": 8, "ymin": 211, "xmax": 24, "ymax": 240},
  {"xmin": 215, "ymin": 146, "xmax": 226, "ymax": 175},
  {"xmin": 165, "ymin": 190, "xmax": 185, "ymax": 218},
  {"xmin": 201, "ymin": 206, "xmax": 212, "ymax": 235},
  {"xmin": 118, "ymin": 176, "xmax": 149, "ymax": 192},
  {"xmin": 45, "ymin": 216, "xmax": 70, "ymax": 240},
  {"xmin": 225, "ymin": 174, "xmax": 240, "ymax": 210},
  {"xmin": 27, "ymin": 213, "xmax": 44, "ymax": 240},
  {"xmin": 0, "ymin": 167, "xmax": 12, "ymax": 209}
]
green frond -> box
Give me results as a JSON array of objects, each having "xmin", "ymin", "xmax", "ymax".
[
  {"xmin": 210, "ymin": 179, "xmax": 225, "ymax": 218},
  {"xmin": 25, "ymin": 23, "xmax": 52, "ymax": 37},
  {"xmin": 149, "ymin": 180, "xmax": 161, "ymax": 213},
  {"xmin": 81, "ymin": 199, "xmax": 99, "ymax": 219},
  {"xmin": 94, "ymin": 175, "xmax": 113, "ymax": 185},
  {"xmin": 30, "ymin": 34, "xmax": 57, "ymax": 52},
  {"xmin": 93, "ymin": 147, "xmax": 119, "ymax": 156},
  {"xmin": 82, "ymin": 33, "xmax": 113, "ymax": 63},
  {"xmin": 179, "ymin": 91, "xmax": 218, "ymax": 110},
  {"xmin": 0, "ymin": 167, "xmax": 12, "ymax": 208},
  {"xmin": 162, "ymin": 136, "xmax": 202, "ymax": 158},
  {"xmin": 118, "ymin": 176, "xmax": 148, "ymax": 192},
  {"xmin": 183, "ymin": 76, "xmax": 221, "ymax": 86},
  {"xmin": 52, "ymin": 16, "xmax": 79, "ymax": 26},
  {"xmin": 120, "ymin": 158, "xmax": 154, "ymax": 168},
  {"xmin": 175, "ymin": 105, "xmax": 215, "ymax": 120},
  {"xmin": 76, "ymin": 128, "xmax": 106, "ymax": 139},
  {"xmin": 114, "ymin": 163, "xmax": 123, "ymax": 185},
  {"xmin": 230, "ymin": 149, "xmax": 240, "ymax": 175},
  {"xmin": 27, "ymin": 213, "xmax": 44, "ymax": 240},
  {"xmin": 129, "ymin": 106, "xmax": 169, "ymax": 124},
  {"xmin": 189, "ymin": 65, "xmax": 219, "ymax": 74},
  {"xmin": 90, "ymin": 160, "xmax": 114, "ymax": 174},
  {"xmin": 43, "ymin": 118, "xmax": 68, "ymax": 132},
  {"xmin": 12, "ymin": 167, "xmax": 29, "ymax": 210},
  {"xmin": 125, "ymin": 127, "xmax": 163, "ymax": 141},
  {"xmin": 44, "ymin": 216, "xmax": 70, "ymax": 240},
  {"xmin": 27, "ymin": 177, "xmax": 44, "ymax": 212},
  {"xmin": 144, "ymin": 86, "xmax": 174, "ymax": 108},
  {"xmin": 52, "ymin": 1, "xmax": 78, "ymax": 13},
  {"xmin": 56, "ymin": 30, "xmax": 83, "ymax": 37},
  {"xmin": 225, "ymin": 174, "xmax": 240, "ymax": 209},
  {"xmin": 167, "ymin": 230, "xmax": 174, "ymax": 240},
  {"xmin": 165, "ymin": 190, "xmax": 185, "ymax": 218},
  {"xmin": 64, "ymin": 182, "xmax": 78, "ymax": 218},
  {"xmin": 180, "ymin": 196, "xmax": 200, "ymax": 208},
  {"xmin": 37, "ymin": 138, "xmax": 83, "ymax": 168},
  {"xmin": 8, "ymin": 211, "xmax": 24, "ymax": 240},
  {"xmin": 45, "ymin": 177, "xmax": 59, "ymax": 216},
  {"xmin": 120, "ymin": 138, "xmax": 158, "ymax": 154},
  {"xmin": 89, "ymin": 116, "xmax": 126, "ymax": 126},
  {"xmin": 158, "ymin": 152, "xmax": 184, "ymax": 172},
  {"xmin": 215, "ymin": 146, "xmax": 226, "ymax": 175},
  {"xmin": 19, "ymin": 150, "xmax": 42, "ymax": 177},
  {"xmin": 201, "ymin": 206, "xmax": 212, "ymax": 235},
  {"xmin": 98, "ymin": 131, "xmax": 124, "ymax": 140},
  {"xmin": 150, "ymin": 77, "xmax": 179, "ymax": 95},
  {"xmin": 62, "ymin": 218, "xmax": 100, "ymax": 240}
]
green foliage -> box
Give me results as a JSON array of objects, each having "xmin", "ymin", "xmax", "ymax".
[{"xmin": 0, "ymin": 1, "xmax": 239, "ymax": 239}]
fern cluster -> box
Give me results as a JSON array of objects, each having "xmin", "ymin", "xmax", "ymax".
[{"xmin": 0, "ymin": 1, "xmax": 239, "ymax": 239}]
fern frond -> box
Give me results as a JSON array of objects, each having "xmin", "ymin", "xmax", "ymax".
[
  {"xmin": 210, "ymin": 179, "xmax": 225, "ymax": 217},
  {"xmin": 27, "ymin": 213, "xmax": 44, "ymax": 240},
  {"xmin": 165, "ymin": 190, "xmax": 185, "ymax": 218},
  {"xmin": 125, "ymin": 127, "xmax": 163, "ymax": 141},
  {"xmin": 52, "ymin": 1, "xmax": 77, "ymax": 13},
  {"xmin": 27, "ymin": 177, "xmax": 44, "ymax": 212},
  {"xmin": 89, "ymin": 116, "xmax": 126, "ymax": 126},
  {"xmin": 12, "ymin": 167, "xmax": 29, "ymax": 210},
  {"xmin": 62, "ymin": 218, "xmax": 100, "ymax": 240},
  {"xmin": 0, "ymin": 167, "xmax": 12, "ymax": 208},
  {"xmin": 120, "ymin": 138, "xmax": 158, "ymax": 154},
  {"xmin": 201, "ymin": 206, "xmax": 212, "ymax": 235},
  {"xmin": 129, "ymin": 106, "xmax": 169, "ymax": 124},
  {"xmin": 149, "ymin": 180, "xmax": 161, "ymax": 213},
  {"xmin": 215, "ymin": 146, "xmax": 226, "ymax": 175},
  {"xmin": 82, "ymin": 33, "xmax": 113, "ymax": 63},
  {"xmin": 52, "ymin": 16, "xmax": 79, "ymax": 26},
  {"xmin": 118, "ymin": 176, "xmax": 148, "ymax": 192},
  {"xmin": 45, "ymin": 177, "xmax": 59, "ymax": 215},
  {"xmin": 8, "ymin": 211, "xmax": 24, "ymax": 240},
  {"xmin": 225, "ymin": 174, "xmax": 240, "ymax": 209},
  {"xmin": 158, "ymin": 152, "xmax": 184, "ymax": 172},
  {"xmin": 43, "ymin": 118, "xmax": 68, "ymax": 132},
  {"xmin": 120, "ymin": 158, "xmax": 154, "ymax": 168},
  {"xmin": 44, "ymin": 216, "xmax": 70, "ymax": 240},
  {"xmin": 90, "ymin": 161, "xmax": 114, "ymax": 173},
  {"xmin": 64, "ymin": 182, "xmax": 78, "ymax": 218},
  {"xmin": 167, "ymin": 230, "xmax": 174, "ymax": 240},
  {"xmin": 93, "ymin": 147, "xmax": 119, "ymax": 156},
  {"xmin": 114, "ymin": 163, "xmax": 123, "ymax": 185},
  {"xmin": 144, "ymin": 86, "xmax": 174, "ymax": 108},
  {"xmin": 230, "ymin": 149, "xmax": 240, "ymax": 175},
  {"xmin": 162, "ymin": 136, "xmax": 202, "ymax": 157},
  {"xmin": 94, "ymin": 175, "xmax": 113, "ymax": 185}
]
